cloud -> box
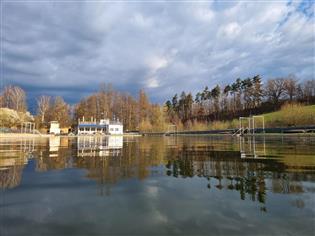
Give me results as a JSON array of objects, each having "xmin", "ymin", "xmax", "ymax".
[
  {"xmin": 1, "ymin": 1, "xmax": 314, "ymax": 105},
  {"xmin": 146, "ymin": 77, "xmax": 160, "ymax": 88}
]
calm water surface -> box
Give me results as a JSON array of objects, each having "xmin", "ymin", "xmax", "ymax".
[{"xmin": 0, "ymin": 136, "xmax": 314, "ymax": 236}]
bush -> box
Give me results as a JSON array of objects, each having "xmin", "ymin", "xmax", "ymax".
[{"xmin": 0, "ymin": 108, "xmax": 34, "ymax": 128}]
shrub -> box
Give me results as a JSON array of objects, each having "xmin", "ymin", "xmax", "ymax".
[{"xmin": 0, "ymin": 108, "xmax": 34, "ymax": 128}]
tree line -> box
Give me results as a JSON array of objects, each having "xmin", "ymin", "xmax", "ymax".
[
  {"xmin": 165, "ymin": 75, "xmax": 315, "ymax": 125},
  {"xmin": 1, "ymin": 74, "xmax": 314, "ymax": 131},
  {"xmin": 73, "ymin": 84, "xmax": 166, "ymax": 131},
  {"xmin": 0, "ymin": 84, "xmax": 166, "ymax": 131}
]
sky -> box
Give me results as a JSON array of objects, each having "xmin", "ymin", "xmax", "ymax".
[{"xmin": 1, "ymin": 0, "xmax": 314, "ymax": 107}]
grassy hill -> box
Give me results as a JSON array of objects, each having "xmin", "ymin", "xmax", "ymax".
[
  {"xmin": 263, "ymin": 104, "xmax": 315, "ymax": 128},
  {"xmin": 185, "ymin": 104, "xmax": 315, "ymax": 131}
]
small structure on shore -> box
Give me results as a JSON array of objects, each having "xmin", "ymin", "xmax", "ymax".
[
  {"xmin": 49, "ymin": 121, "xmax": 60, "ymax": 135},
  {"xmin": 77, "ymin": 117, "xmax": 123, "ymax": 135},
  {"xmin": 233, "ymin": 115, "xmax": 265, "ymax": 136},
  {"xmin": 21, "ymin": 122, "xmax": 35, "ymax": 134}
]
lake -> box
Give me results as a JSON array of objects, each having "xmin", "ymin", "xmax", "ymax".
[{"xmin": 0, "ymin": 135, "xmax": 314, "ymax": 236}]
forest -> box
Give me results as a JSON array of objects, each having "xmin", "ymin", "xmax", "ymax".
[{"xmin": 0, "ymin": 74, "xmax": 315, "ymax": 132}]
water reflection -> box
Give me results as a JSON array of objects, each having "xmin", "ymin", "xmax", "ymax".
[
  {"xmin": 0, "ymin": 138, "xmax": 36, "ymax": 189},
  {"xmin": 49, "ymin": 136, "xmax": 60, "ymax": 156},
  {"xmin": 77, "ymin": 136, "xmax": 123, "ymax": 157},
  {"xmin": 240, "ymin": 136, "xmax": 266, "ymax": 159},
  {"xmin": 0, "ymin": 136, "xmax": 315, "ymax": 207}
]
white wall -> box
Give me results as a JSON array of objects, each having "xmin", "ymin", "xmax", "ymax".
[
  {"xmin": 108, "ymin": 124, "xmax": 123, "ymax": 135},
  {"xmin": 50, "ymin": 123, "xmax": 60, "ymax": 134}
]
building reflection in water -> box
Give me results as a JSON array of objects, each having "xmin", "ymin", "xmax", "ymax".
[
  {"xmin": 49, "ymin": 136, "xmax": 60, "ymax": 156},
  {"xmin": 0, "ymin": 136, "xmax": 314, "ymax": 210},
  {"xmin": 77, "ymin": 136, "xmax": 123, "ymax": 157}
]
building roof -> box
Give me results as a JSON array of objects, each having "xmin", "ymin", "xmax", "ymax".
[
  {"xmin": 109, "ymin": 121, "xmax": 123, "ymax": 125},
  {"xmin": 78, "ymin": 124, "xmax": 106, "ymax": 128},
  {"xmin": 77, "ymin": 120, "xmax": 123, "ymax": 127}
]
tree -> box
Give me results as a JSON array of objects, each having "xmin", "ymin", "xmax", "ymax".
[
  {"xmin": 265, "ymin": 78, "xmax": 286, "ymax": 106},
  {"xmin": 201, "ymin": 86, "xmax": 211, "ymax": 114},
  {"xmin": 195, "ymin": 92, "xmax": 202, "ymax": 104},
  {"xmin": 150, "ymin": 105, "xmax": 166, "ymax": 132},
  {"xmin": 230, "ymin": 79, "xmax": 241, "ymax": 113},
  {"xmin": 241, "ymin": 78, "xmax": 253, "ymax": 109},
  {"xmin": 172, "ymin": 94, "xmax": 178, "ymax": 112},
  {"xmin": 0, "ymin": 94, "xmax": 3, "ymax": 108},
  {"xmin": 165, "ymin": 100, "xmax": 172, "ymax": 112},
  {"xmin": 201, "ymin": 86, "xmax": 209, "ymax": 102},
  {"xmin": 223, "ymin": 85, "xmax": 231, "ymax": 95},
  {"xmin": 252, "ymin": 75, "xmax": 263, "ymax": 108},
  {"xmin": 235, "ymin": 78, "xmax": 242, "ymax": 110},
  {"xmin": 222, "ymin": 85, "xmax": 231, "ymax": 113},
  {"xmin": 211, "ymin": 85, "xmax": 221, "ymax": 116},
  {"xmin": 74, "ymin": 85, "xmax": 164, "ymax": 131},
  {"xmin": 185, "ymin": 93, "xmax": 193, "ymax": 120},
  {"xmin": 2, "ymin": 85, "xmax": 27, "ymax": 112},
  {"xmin": 178, "ymin": 92, "xmax": 186, "ymax": 120},
  {"xmin": 138, "ymin": 89, "xmax": 150, "ymax": 123},
  {"xmin": 36, "ymin": 96, "xmax": 51, "ymax": 125},
  {"xmin": 302, "ymin": 79, "xmax": 315, "ymax": 104},
  {"xmin": 284, "ymin": 75, "xmax": 298, "ymax": 102},
  {"xmin": 50, "ymin": 96, "xmax": 70, "ymax": 127}
]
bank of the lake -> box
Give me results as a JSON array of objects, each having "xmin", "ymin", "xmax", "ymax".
[{"xmin": 0, "ymin": 133, "xmax": 53, "ymax": 138}]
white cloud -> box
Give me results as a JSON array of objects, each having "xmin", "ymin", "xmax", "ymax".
[
  {"xmin": 132, "ymin": 13, "xmax": 153, "ymax": 28},
  {"xmin": 147, "ymin": 56, "xmax": 168, "ymax": 72},
  {"xmin": 219, "ymin": 22, "xmax": 241, "ymax": 38},
  {"xmin": 2, "ymin": 1, "xmax": 314, "ymax": 104},
  {"xmin": 146, "ymin": 77, "xmax": 160, "ymax": 89}
]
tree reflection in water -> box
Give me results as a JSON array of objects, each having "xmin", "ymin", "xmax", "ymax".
[{"xmin": 0, "ymin": 136, "xmax": 314, "ymax": 211}]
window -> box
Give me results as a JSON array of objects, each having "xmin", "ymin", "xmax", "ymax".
[
  {"xmin": 110, "ymin": 128, "xmax": 114, "ymax": 131},
  {"xmin": 115, "ymin": 128, "xmax": 119, "ymax": 131}
]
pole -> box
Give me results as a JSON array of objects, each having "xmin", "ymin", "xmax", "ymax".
[
  {"xmin": 252, "ymin": 117, "xmax": 255, "ymax": 135},
  {"xmin": 263, "ymin": 116, "xmax": 265, "ymax": 133}
]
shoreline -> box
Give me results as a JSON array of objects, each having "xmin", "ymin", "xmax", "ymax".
[
  {"xmin": 0, "ymin": 133, "xmax": 53, "ymax": 138},
  {"xmin": 0, "ymin": 133, "xmax": 142, "ymax": 138},
  {"xmin": 0, "ymin": 132, "xmax": 314, "ymax": 138}
]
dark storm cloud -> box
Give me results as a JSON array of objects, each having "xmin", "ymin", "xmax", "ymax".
[{"xmin": 1, "ymin": 1, "xmax": 314, "ymax": 104}]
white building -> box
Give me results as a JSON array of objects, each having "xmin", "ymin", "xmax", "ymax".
[
  {"xmin": 102, "ymin": 119, "xmax": 123, "ymax": 135},
  {"xmin": 49, "ymin": 121, "xmax": 60, "ymax": 135},
  {"xmin": 77, "ymin": 118, "xmax": 123, "ymax": 135}
]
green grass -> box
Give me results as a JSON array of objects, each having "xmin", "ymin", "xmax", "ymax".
[
  {"xmin": 184, "ymin": 104, "xmax": 315, "ymax": 131},
  {"xmin": 263, "ymin": 104, "xmax": 315, "ymax": 127},
  {"xmin": 226, "ymin": 104, "xmax": 315, "ymax": 129}
]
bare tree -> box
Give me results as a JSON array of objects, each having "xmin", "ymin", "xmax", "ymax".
[
  {"xmin": 284, "ymin": 75, "xmax": 298, "ymax": 102},
  {"xmin": 0, "ymin": 94, "xmax": 3, "ymax": 108},
  {"xmin": 50, "ymin": 96, "xmax": 71, "ymax": 127},
  {"xmin": 265, "ymin": 78, "xmax": 286, "ymax": 106},
  {"xmin": 138, "ymin": 89, "xmax": 150, "ymax": 123},
  {"xmin": 302, "ymin": 79, "xmax": 315, "ymax": 104},
  {"xmin": 2, "ymin": 85, "xmax": 27, "ymax": 112},
  {"xmin": 37, "ymin": 96, "xmax": 51, "ymax": 124}
]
